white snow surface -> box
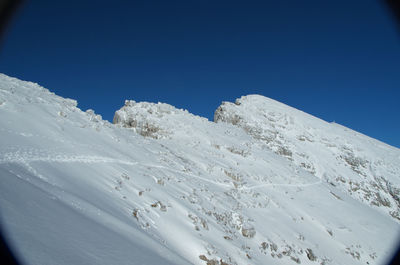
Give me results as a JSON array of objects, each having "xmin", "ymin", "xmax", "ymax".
[
  {"xmin": 215, "ymin": 95, "xmax": 400, "ymax": 220},
  {"xmin": 0, "ymin": 74, "xmax": 399, "ymax": 265}
]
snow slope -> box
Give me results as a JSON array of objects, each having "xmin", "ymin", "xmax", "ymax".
[
  {"xmin": 0, "ymin": 74, "xmax": 399, "ymax": 265},
  {"xmin": 215, "ymin": 95, "xmax": 400, "ymax": 221}
]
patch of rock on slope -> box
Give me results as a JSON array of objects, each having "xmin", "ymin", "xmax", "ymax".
[
  {"xmin": 214, "ymin": 94, "xmax": 400, "ymax": 222},
  {"xmin": 0, "ymin": 74, "xmax": 399, "ymax": 265}
]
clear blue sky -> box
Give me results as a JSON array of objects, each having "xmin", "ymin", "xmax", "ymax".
[{"xmin": 1, "ymin": 0, "xmax": 399, "ymax": 148}]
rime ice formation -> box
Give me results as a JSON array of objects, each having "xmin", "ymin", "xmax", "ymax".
[{"xmin": 1, "ymin": 73, "xmax": 399, "ymax": 265}]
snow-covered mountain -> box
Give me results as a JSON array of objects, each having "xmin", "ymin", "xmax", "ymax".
[
  {"xmin": 0, "ymin": 73, "xmax": 399, "ymax": 265},
  {"xmin": 214, "ymin": 95, "xmax": 400, "ymax": 222}
]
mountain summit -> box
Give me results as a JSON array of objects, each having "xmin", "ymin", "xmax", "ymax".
[
  {"xmin": 1, "ymin": 74, "xmax": 399, "ymax": 265},
  {"xmin": 214, "ymin": 95, "xmax": 400, "ymax": 221}
]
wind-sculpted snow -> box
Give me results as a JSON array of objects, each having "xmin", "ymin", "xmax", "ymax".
[{"xmin": 1, "ymin": 74, "xmax": 399, "ymax": 265}]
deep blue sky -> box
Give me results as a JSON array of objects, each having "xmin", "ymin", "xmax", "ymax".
[{"xmin": 1, "ymin": 0, "xmax": 399, "ymax": 147}]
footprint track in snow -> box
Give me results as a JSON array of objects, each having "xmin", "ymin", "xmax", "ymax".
[
  {"xmin": 1, "ymin": 148, "xmax": 322, "ymax": 190},
  {"xmin": 0, "ymin": 148, "xmax": 138, "ymax": 166}
]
